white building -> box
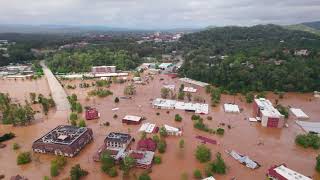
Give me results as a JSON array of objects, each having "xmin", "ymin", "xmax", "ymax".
[
  {"xmin": 267, "ymin": 164, "xmax": 312, "ymax": 180},
  {"xmin": 254, "ymin": 98, "xmax": 285, "ymax": 128},
  {"xmin": 179, "ymin": 78, "xmax": 209, "ymax": 87},
  {"xmin": 139, "ymin": 123, "xmax": 157, "ymax": 133},
  {"xmin": 202, "ymin": 177, "xmax": 216, "ymax": 180},
  {"xmin": 183, "ymin": 87, "xmax": 197, "ymax": 93},
  {"xmin": 152, "ymin": 98, "xmax": 209, "ymax": 114},
  {"xmin": 290, "ymin": 108, "xmax": 309, "ymax": 120},
  {"xmin": 159, "ymin": 63, "xmax": 173, "ymax": 70},
  {"xmin": 224, "ymin": 104, "xmax": 240, "ymax": 113},
  {"xmin": 164, "ymin": 124, "xmax": 182, "ymax": 136}
]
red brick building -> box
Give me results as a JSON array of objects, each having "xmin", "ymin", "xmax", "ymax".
[
  {"xmin": 137, "ymin": 138, "xmax": 157, "ymax": 152},
  {"xmin": 85, "ymin": 108, "xmax": 100, "ymax": 120}
]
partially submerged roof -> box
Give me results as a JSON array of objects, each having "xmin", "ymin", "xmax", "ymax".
[
  {"xmin": 255, "ymin": 98, "xmax": 283, "ymax": 118},
  {"xmin": 296, "ymin": 121, "xmax": 320, "ymax": 134},
  {"xmin": 202, "ymin": 177, "xmax": 216, "ymax": 180},
  {"xmin": 123, "ymin": 115, "xmax": 142, "ymax": 122},
  {"xmin": 290, "ymin": 108, "xmax": 309, "ymax": 119},
  {"xmin": 268, "ymin": 164, "xmax": 312, "ymax": 180},
  {"xmin": 179, "ymin": 77, "xmax": 209, "ymax": 87},
  {"xmin": 139, "ymin": 123, "xmax": 156, "ymax": 133},
  {"xmin": 33, "ymin": 125, "xmax": 90, "ymax": 146},
  {"xmin": 105, "ymin": 132, "xmax": 132, "ymax": 143},
  {"xmin": 224, "ymin": 103, "xmax": 240, "ymax": 113},
  {"xmin": 164, "ymin": 124, "xmax": 181, "ymax": 132},
  {"xmin": 152, "ymin": 98, "xmax": 209, "ymax": 114}
]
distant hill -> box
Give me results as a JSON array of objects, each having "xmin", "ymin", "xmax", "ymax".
[
  {"xmin": 179, "ymin": 24, "xmax": 320, "ymax": 92},
  {"xmin": 285, "ymin": 21, "xmax": 320, "ymax": 36},
  {"xmin": 302, "ymin": 21, "xmax": 320, "ymax": 30}
]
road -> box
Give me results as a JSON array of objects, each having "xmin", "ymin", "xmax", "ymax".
[{"xmin": 40, "ymin": 60, "xmax": 71, "ymax": 112}]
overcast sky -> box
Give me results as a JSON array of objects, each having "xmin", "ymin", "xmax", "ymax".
[{"xmin": 0, "ymin": 0, "xmax": 319, "ymax": 29}]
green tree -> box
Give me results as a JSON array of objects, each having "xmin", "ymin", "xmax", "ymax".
[
  {"xmin": 245, "ymin": 92, "xmax": 254, "ymax": 103},
  {"xmin": 17, "ymin": 152, "xmax": 32, "ymax": 165},
  {"xmin": 70, "ymin": 164, "xmax": 88, "ymax": 180},
  {"xmin": 158, "ymin": 140, "xmax": 167, "ymax": 153},
  {"xmin": 161, "ymin": 88, "xmax": 170, "ymax": 99},
  {"xmin": 139, "ymin": 173, "xmax": 151, "ymax": 180},
  {"xmin": 209, "ymin": 152, "xmax": 227, "ymax": 174},
  {"xmin": 70, "ymin": 113, "xmax": 78, "ymax": 121},
  {"xmin": 114, "ymin": 97, "xmax": 119, "ymax": 103},
  {"xmin": 193, "ymin": 169, "xmax": 202, "ymax": 179},
  {"xmin": 175, "ymin": 114, "xmax": 183, "ymax": 122},
  {"xmin": 154, "ymin": 156, "xmax": 162, "ymax": 164},
  {"xmin": 179, "ymin": 139, "xmax": 185, "ymax": 149},
  {"xmin": 159, "ymin": 127, "xmax": 167, "ymax": 137},
  {"xmin": 78, "ymin": 119, "xmax": 86, "ymax": 127},
  {"xmin": 195, "ymin": 145, "xmax": 211, "ymax": 163},
  {"xmin": 124, "ymin": 84, "xmax": 136, "ymax": 96}
]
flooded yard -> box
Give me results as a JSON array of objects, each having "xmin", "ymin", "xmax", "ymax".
[{"xmin": 0, "ymin": 73, "xmax": 320, "ymax": 180}]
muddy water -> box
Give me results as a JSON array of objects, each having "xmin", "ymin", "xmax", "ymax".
[{"xmin": 1, "ymin": 75, "xmax": 320, "ymax": 180}]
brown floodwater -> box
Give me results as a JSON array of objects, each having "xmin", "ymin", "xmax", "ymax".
[{"xmin": 0, "ymin": 74, "xmax": 320, "ymax": 180}]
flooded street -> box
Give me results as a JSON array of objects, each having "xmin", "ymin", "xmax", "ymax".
[{"xmin": 1, "ymin": 72, "xmax": 320, "ymax": 180}]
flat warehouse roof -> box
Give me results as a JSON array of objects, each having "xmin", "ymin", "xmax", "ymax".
[
  {"xmin": 224, "ymin": 103, "xmax": 240, "ymax": 113},
  {"xmin": 152, "ymin": 98, "xmax": 208, "ymax": 114},
  {"xmin": 290, "ymin": 108, "xmax": 309, "ymax": 119},
  {"xmin": 296, "ymin": 121, "xmax": 320, "ymax": 133},
  {"xmin": 272, "ymin": 165, "xmax": 312, "ymax": 180}
]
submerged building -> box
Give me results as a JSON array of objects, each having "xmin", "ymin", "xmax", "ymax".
[
  {"xmin": 32, "ymin": 125, "xmax": 93, "ymax": 157},
  {"xmin": 267, "ymin": 164, "xmax": 312, "ymax": 180},
  {"xmin": 253, "ymin": 98, "xmax": 284, "ymax": 128}
]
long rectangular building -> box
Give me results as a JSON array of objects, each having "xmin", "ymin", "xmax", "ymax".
[
  {"xmin": 253, "ymin": 98, "xmax": 284, "ymax": 128},
  {"xmin": 32, "ymin": 125, "xmax": 93, "ymax": 157},
  {"xmin": 152, "ymin": 98, "xmax": 208, "ymax": 114},
  {"xmin": 267, "ymin": 164, "xmax": 312, "ymax": 180}
]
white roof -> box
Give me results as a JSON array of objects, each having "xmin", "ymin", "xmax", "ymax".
[
  {"xmin": 159, "ymin": 63, "xmax": 172, "ymax": 68},
  {"xmin": 296, "ymin": 121, "xmax": 320, "ymax": 133},
  {"xmin": 255, "ymin": 98, "xmax": 283, "ymax": 118},
  {"xmin": 183, "ymin": 87, "xmax": 197, "ymax": 93},
  {"xmin": 224, "ymin": 104, "xmax": 240, "ymax": 113},
  {"xmin": 163, "ymin": 84, "xmax": 175, "ymax": 90},
  {"xmin": 179, "ymin": 77, "xmax": 209, "ymax": 87},
  {"xmin": 139, "ymin": 123, "xmax": 156, "ymax": 133},
  {"xmin": 273, "ymin": 165, "xmax": 312, "ymax": 180},
  {"xmin": 152, "ymin": 98, "xmax": 208, "ymax": 114},
  {"xmin": 290, "ymin": 108, "xmax": 309, "ymax": 119},
  {"xmin": 202, "ymin": 177, "xmax": 216, "ymax": 180},
  {"xmin": 249, "ymin": 118, "xmax": 258, "ymax": 122},
  {"xmin": 164, "ymin": 124, "xmax": 180, "ymax": 132},
  {"xmin": 123, "ymin": 115, "xmax": 142, "ymax": 122},
  {"xmin": 92, "ymin": 65, "xmax": 116, "ymax": 68},
  {"xmin": 95, "ymin": 73, "xmax": 128, "ymax": 77}
]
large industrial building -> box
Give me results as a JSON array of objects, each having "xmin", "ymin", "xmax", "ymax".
[
  {"xmin": 253, "ymin": 98, "xmax": 284, "ymax": 128},
  {"xmin": 152, "ymin": 98, "xmax": 209, "ymax": 114},
  {"xmin": 267, "ymin": 164, "xmax": 311, "ymax": 180},
  {"xmin": 32, "ymin": 125, "xmax": 93, "ymax": 157}
]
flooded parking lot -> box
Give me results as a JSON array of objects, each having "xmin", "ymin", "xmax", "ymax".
[{"xmin": 0, "ymin": 73, "xmax": 320, "ymax": 180}]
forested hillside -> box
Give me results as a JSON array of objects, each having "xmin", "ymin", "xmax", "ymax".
[{"xmin": 179, "ymin": 25, "xmax": 320, "ymax": 92}]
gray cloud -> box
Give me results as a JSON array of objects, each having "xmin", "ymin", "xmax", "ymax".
[{"xmin": 0, "ymin": 0, "xmax": 319, "ymax": 29}]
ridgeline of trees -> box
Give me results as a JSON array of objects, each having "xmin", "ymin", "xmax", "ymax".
[
  {"xmin": 179, "ymin": 25, "xmax": 320, "ymax": 92},
  {"xmin": 47, "ymin": 48, "xmax": 141, "ymax": 73}
]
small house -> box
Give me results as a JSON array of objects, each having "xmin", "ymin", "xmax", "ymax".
[
  {"xmin": 85, "ymin": 108, "xmax": 100, "ymax": 120},
  {"xmin": 164, "ymin": 124, "xmax": 182, "ymax": 136},
  {"xmin": 122, "ymin": 115, "xmax": 142, "ymax": 125}
]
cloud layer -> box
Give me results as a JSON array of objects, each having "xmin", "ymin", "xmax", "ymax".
[{"xmin": 0, "ymin": 0, "xmax": 319, "ymax": 29}]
